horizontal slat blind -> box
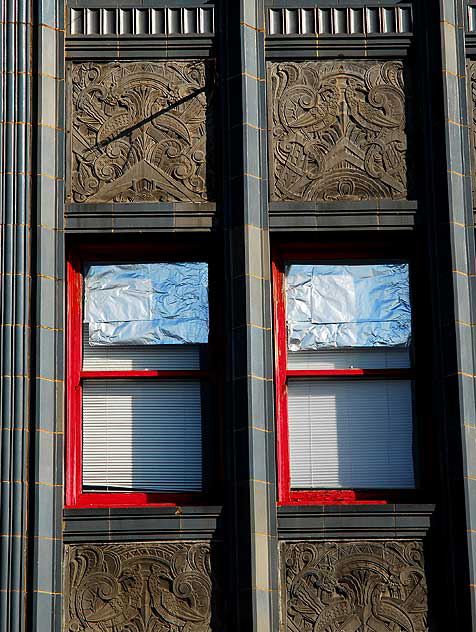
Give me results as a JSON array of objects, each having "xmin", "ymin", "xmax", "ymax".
[
  {"xmin": 82, "ymin": 325, "xmax": 203, "ymax": 370},
  {"xmin": 287, "ymin": 348, "xmax": 410, "ymax": 370},
  {"xmin": 288, "ymin": 379, "xmax": 414, "ymax": 489},
  {"xmin": 82, "ymin": 379, "xmax": 203, "ymax": 491}
]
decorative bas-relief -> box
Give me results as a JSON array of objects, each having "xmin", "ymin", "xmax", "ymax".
[
  {"xmin": 64, "ymin": 543, "xmax": 214, "ymax": 631},
  {"xmin": 282, "ymin": 540, "xmax": 428, "ymax": 632},
  {"xmin": 69, "ymin": 61, "xmax": 214, "ymax": 203},
  {"xmin": 268, "ymin": 61, "xmax": 409, "ymax": 201},
  {"xmin": 468, "ymin": 60, "xmax": 476, "ymax": 208}
]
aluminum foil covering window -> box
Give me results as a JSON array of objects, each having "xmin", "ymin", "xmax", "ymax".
[
  {"xmin": 84, "ymin": 263, "xmax": 208, "ymax": 345},
  {"xmin": 286, "ymin": 264, "xmax": 411, "ymax": 351}
]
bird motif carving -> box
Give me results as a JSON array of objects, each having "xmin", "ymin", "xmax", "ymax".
[
  {"xmin": 70, "ymin": 61, "xmax": 214, "ymax": 204},
  {"xmin": 269, "ymin": 60, "xmax": 409, "ymax": 201},
  {"xmin": 283, "ymin": 541, "xmax": 428, "ymax": 632},
  {"xmin": 64, "ymin": 543, "xmax": 215, "ymax": 632},
  {"xmin": 281, "ymin": 82, "xmax": 340, "ymax": 134},
  {"xmin": 345, "ymin": 84, "xmax": 404, "ymax": 133}
]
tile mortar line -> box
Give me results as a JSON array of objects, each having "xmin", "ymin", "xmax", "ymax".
[{"xmin": 442, "ymin": 68, "xmax": 465, "ymax": 78}]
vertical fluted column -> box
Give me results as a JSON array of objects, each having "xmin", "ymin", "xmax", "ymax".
[
  {"xmin": 0, "ymin": 1, "xmax": 32, "ymax": 630},
  {"xmin": 221, "ymin": 1, "xmax": 279, "ymax": 629},
  {"xmin": 418, "ymin": 0, "xmax": 476, "ymax": 626},
  {"xmin": 437, "ymin": 0, "xmax": 476, "ymax": 624},
  {"xmin": 28, "ymin": 1, "xmax": 65, "ymax": 630}
]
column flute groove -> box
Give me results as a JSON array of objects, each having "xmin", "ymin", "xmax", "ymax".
[{"xmin": 0, "ymin": 0, "xmax": 32, "ymax": 631}]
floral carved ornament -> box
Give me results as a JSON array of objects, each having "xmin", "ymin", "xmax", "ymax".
[
  {"xmin": 468, "ymin": 60, "xmax": 476, "ymax": 207},
  {"xmin": 64, "ymin": 543, "xmax": 214, "ymax": 632},
  {"xmin": 69, "ymin": 61, "xmax": 214, "ymax": 204},
  {"xmin": 282, "ymin": 540, "xmax": 428, "ymax": 632},
  {"xmin": 268, "ymin": 60, "xmax": 409, "ymax": 202}
]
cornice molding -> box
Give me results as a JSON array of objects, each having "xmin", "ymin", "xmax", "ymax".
[
  {"xmin": 267, "ymin": 4, "xmax": 412, "ymax": 36},
  {"xmin": 68, "ymin": 6, "xmax": 214, "ymax": 36}
]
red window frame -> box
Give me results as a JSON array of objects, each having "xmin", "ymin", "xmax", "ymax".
[
  {"xmin": 66, "ymin": 243, "xmax": 218, "ymax": 508},
  {"xmin": 273, "ymin": 242, "xmax": 421, "ymax": 506}
]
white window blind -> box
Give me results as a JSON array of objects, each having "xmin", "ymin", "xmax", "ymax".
[
  {"xmin": 82, "ymin": 379, "xmax": 203, "ymax": 492},
  {"xmin": 288, "ymin": 348, "xmax": 410, "ymax": 370},
  {"xmin": 288, "ymin": 379, "xmax": 414, "ymax": 489},
  {"xmin": 82, "ymin": 324, "xmax": 203, "ymax": 370}
]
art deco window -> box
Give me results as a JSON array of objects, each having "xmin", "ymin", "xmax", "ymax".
[
  {"xmin": 66, "ymin": 249, "xmax": 213, "ymax": 508},
  {"xmin": 273, "ymin": 247, "xmax": 415, "ymax": 504}
]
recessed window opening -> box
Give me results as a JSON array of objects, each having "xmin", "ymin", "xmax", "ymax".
[
  {"xmin": 67, "ymin": 256, "xmax": 213, "ymax": 507},
  {"xmin": 274, "ymin": 256, "xmax": 416, "ymax": 504}
]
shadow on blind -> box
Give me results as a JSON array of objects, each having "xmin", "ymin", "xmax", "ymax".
[
  {"xmin": 288, "ymin": 378, "xmax": 414, "ymax": 489},
  {"xmin": 82, "ymin": 379, "xmax": 204, "ymax": 492}
]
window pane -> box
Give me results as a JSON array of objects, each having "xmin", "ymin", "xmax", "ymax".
[
  {"xmin": 84, "ymin": 262, "xmax": 209, "ymax": 346},
  {"xmin": 287, "ymin": 348, "xmax": 410, "ymax": 370},
  {"xmin": 288, "ymin": 379, "xmax": 414, "ymax": 489},
  {"xmin": 286, "ymin": 263, "xmax": 411, "ymax": 350},
  {"xmin": 82, "ymin": 324, "xmax": 206, "ymax": 370},
  {"xmin": 82, "ymin": 379, "xmax": 203, "ymax": 492}
]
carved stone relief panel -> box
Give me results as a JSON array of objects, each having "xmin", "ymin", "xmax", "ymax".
[
  {"xmin": 64, "ymin": 542, "xmax": 216, "ymax": 632},
  {"xmin": 468, "ymin": 60, "xmax": 476, "ymax": 207},
  {"xmin": 68, "ymin": 61, "xmax": 214, "ymax": 203},
  {"xmin": 268, "ymin": 60, "xmax": 409, "ymax": 201},
  {"xmin": 281, "ymin": 540, "xmax": 428, "ymax": 632}
]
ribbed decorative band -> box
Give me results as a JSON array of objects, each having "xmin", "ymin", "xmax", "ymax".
[
  {"xmin": 268, "ymin": 5, "xmax": 412, "ymax": 36},
  {"xmin": 69, "ymin": 6, "xmax": 214, "ymax": 36},
  {"xmin": 0, "ymin": 1, "xmax": 31, "ymax": 630},
  {"xmin": 468, "ymin": 5, "xmax": 476, "ymax": 31}
]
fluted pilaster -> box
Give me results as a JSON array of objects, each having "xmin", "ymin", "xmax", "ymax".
[{"xmin": 0, "ymin": 1, "xmax": 32, "ymax": 630}]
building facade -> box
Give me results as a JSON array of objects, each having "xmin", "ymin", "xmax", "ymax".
[{"xmin": 2, "ymin": 0, "xmax": 476, "ymax": 630}]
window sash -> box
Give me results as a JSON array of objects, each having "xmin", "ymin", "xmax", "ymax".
[
  {"xmin": 66, "ymin": 252, "xmax": 213, "ymax": 508},
  {"xmin": 272, "ymin": 251, "xmax": 417, "ymax": 504},
  {"xmin": 83, "ymin": 324, "xmax": 205, "ymax": 371},
  {"xmin": 287, "ymin": 348, "xmax": 410, "ymax": 370},
  {"xmin": 82, "ymin": 379, "xmax": 204, "ymax": 493},
  {"xmin": 287, "ymin": 378, "xmax": 415, "ymax": 490}
]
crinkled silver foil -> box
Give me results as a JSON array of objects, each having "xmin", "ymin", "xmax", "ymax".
[
  {"xmin": 85, "ymin": 263, "xmax": 208, "ymax": 345},
  {"xmin": 286, "ymin": 264, "xmax": 411, "ymax": 350}
]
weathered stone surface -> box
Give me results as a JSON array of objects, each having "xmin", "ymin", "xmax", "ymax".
[
  {"xmin": 268, "ymin": 60, "xmax": 408, "ymax": 201},
  {"xmin": 64, "ymin": 542, "xmax": 214, "ymax": 631},
  {"xmin": 281, "ymin": 540, "xmax": 428, "ymax": 631},
  {"xmin": 68, "ymin": 61, "xmax": 214, "ymax": 203}
]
